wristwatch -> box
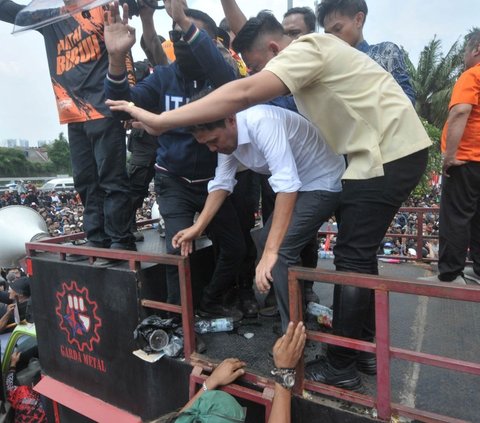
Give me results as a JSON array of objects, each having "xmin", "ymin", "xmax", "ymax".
[{"xmin": 271, "ymin": 367, "xmax": 296, "ymax": 389}]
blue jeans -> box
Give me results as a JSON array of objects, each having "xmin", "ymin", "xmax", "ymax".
[
  {"xmin": 68, "ymin": 118, "xmax": 134, "ymax": 247},
  {"xmin": 155, "ymin": 173, "xmax": 245, "ymax": 305}
]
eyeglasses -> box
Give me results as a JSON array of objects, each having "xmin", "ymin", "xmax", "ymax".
[{"xmin": 169, "ymin": 29, "xmax": 182, "ymax": 43}]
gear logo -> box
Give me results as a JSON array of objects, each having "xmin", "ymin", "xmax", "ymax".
[{"xmin": 55, "ymin": 281, "xmax": 102, "ymax": 352}]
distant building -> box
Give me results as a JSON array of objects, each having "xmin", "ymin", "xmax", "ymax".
[
  {"xmin": 6, "ymin": 139, "xmax": 17, "ymax": 148},
  {"xmin": 18, "ymin": 139, "xmax": 29, "ymax": 148},
  {"xmin": 37, "ymin": 140, "xmax": 48, "ymax": 147}
]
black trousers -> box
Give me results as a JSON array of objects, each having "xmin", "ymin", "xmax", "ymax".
[
  {"xmin": 155, "ymin": 173, "xmax": 245, "ymax": 305},
  {"xmin": 68, "ymin": 118, "xmax": 134, "ymax": 247},
  {"xmin": 328, "ymin": 148, "xmax": 428, "ymax": 368},
  {"xmin": 438, "ymin": 162, "xmax": 480, "ymax": 280}
]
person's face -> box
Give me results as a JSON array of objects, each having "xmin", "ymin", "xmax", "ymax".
[
  {"xmin": 193, "ymin": 118, "xmax": 238, "ymax": 154},
  {"xmin": 282, "ymin": 13, "xmax": 310, "ymax": 39},
  {"xmin": 323, "ymin": 11, "xmax": 364, "ymax": 47}
]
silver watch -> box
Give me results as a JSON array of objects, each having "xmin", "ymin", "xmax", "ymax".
[{"xmin": 271, "ymin": 367, "xmax": 296, "ymax": 389}]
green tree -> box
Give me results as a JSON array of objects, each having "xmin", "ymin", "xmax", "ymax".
[
  {"xmin": 404, "ymin": 36, "xmax": 464, "ymax": 128},
  {"xmin": 411, "ymin": 120, "xmax": 443, "ymax": 198},
  {"xmin": 47, "ymin": 132, "xmax": 72, "ymax": 175},
  {"xmin": 0, "ymin": 148, "xmax": 30, "ymax": 177}
]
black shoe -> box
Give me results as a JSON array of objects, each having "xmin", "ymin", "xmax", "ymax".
[
  {"xmin": 197, "ymin": 303, "xmax": 243, "ymax": 323},
  {"xmin": 66, "ymin": 241, "xmax": 107, "ymax": 262},
  {"xmin": 357, "ymin": 352, "xmax": 376, "ymax": 375},
  {"xmin": 305, "ymin": 356, "xmax": 363, "ymax": 391},
  {"xmin": 195, "ymin": 334, "xmax": 207, "ymax": 354},
  {"xmin": 110, "ymin": 242, "xmax": 137, "ymax": 251},
  {"xmin": 239, "ymin": 297, "xmax": 259, "ymax": 318},
  {"xmin": 93, "ymin": 257, "xmax": 121, "ymax": 267},
  {"xmin": 304, "ymin": 285, "xmax": 320, "ymax": 304},
  {"xmin": 264, "ymin": 288, "xmax": 277, "ymax": 308},
  {"xmin": 133, "ymin": 231, "xmax": 144, "ymax": 242},
  {"xmin": 259, "ymin": 305, "xmax": 280, "ymax": 317}
]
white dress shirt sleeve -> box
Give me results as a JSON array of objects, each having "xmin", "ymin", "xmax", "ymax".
[{"xmin": 207, "ymin": 153, "xmax": 240, "ymax": 194}]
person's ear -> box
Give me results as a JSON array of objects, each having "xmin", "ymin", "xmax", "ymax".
[
  {"xmin": 354, "ymin": 11, "xmax": 365, "ymax": 28},
  {"xmin": 225, "ymin": 115, "xmax": 237, "ymax": 129},
  {"xmin": 268, "ymin": 41, "xmax": 280, "ymax": 56}
]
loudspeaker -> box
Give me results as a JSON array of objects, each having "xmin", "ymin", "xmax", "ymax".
[{"xmin": 0, "ymin": 205, "xmax": 49, "ymax": 267}]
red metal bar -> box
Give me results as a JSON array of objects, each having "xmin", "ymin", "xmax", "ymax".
[
  {"xmin": 288, "ymin": 265, "xmax": 480, "ymax": 423},
  {"xmin": 141, "ymin": 299, "xmax": 182, "ymax": 314},
  {"xmin": 35, "ymin": 376, "xmax": 142, "ymax": 423},
  {"xmin": 392, "ymin": 403, "xmax": 470, "ymax": 423},
  {"xmin": 179, "ymin": 259, "xmax": 195, "ymax": 360},
  {"xmin": 374, "ymin": 289, "xmax": 391, "ymax": 420}
]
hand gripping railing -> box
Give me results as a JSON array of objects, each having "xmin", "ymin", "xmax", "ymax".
[{"xmin": 288, "ymin": 267, "xmax": 480, "ymax": 422}]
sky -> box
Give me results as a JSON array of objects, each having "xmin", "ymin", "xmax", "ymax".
[{"xmin": 0, "ymin": 0, "xmax": 477, "ymax": 144}]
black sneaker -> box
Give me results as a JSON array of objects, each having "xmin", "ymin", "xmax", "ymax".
[
  {"xmin": 66, "ymin": 241, "xmax": 108, "ymax": 262},
  {"xmin": 239, "ymin": 297, "xmax": 259, "ymax": 318},
  {"xmin": 197, "ymin": 303, "xmax": 243, "ymax": 323},
  {"xmin": 305, "ymin": 356, "xmax": 363, "ymax": 391},
  {"xmin": 356, "ymin": 352, "xmax": 377, "ymax": 375}
]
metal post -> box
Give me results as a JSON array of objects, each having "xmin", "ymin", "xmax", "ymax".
[{"xmin": 287, "ymin": 0, "xmax": 293, "ymax": 10}]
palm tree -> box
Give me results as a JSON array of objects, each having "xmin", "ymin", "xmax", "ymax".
[{"xmin": 404, "ymin": 36, "xmax": 464, "ymax": 128}]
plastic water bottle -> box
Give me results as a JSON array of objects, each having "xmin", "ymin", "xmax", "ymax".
[
  {"xmin": 194, "ymin": 317, "xmax": 234, "ymax": 334},
  {"xmin": 306, "ymin": 302, "xmax": 333, "ymax": 328}
]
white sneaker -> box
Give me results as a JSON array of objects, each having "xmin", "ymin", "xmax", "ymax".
[
  {"xmin": 463, "ymin": 267, "xmax": 480, "ymax": 285},
  {"xmin": 419, "ymin": 274, "xmax": 466, "ymax": 285}
]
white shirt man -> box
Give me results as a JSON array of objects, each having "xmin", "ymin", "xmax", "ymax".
[{"xmin": 173, "ymin": 104, "xmax": 344, "ymax": 331}]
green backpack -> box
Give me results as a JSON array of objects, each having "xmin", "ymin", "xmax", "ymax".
[{"xmin": 175, "ymin": 390, "xmax": 246, "ymax": 423}]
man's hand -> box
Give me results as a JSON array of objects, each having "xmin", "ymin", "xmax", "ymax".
[
  {"xmin": 172, "ymin": 225, "xmax": 202, "ymax": 256},
  {"xmin": 272, "ymin": 322, "xmax": 306, "ymax": 368},
  {"xmin": 138, "ymin": 0, "xmax": 156, "ymax": 21},
  {"xmin": 170, "ymin": 0, "xmax": 190, "ymax": 30},
  {"xmin": 442, "ymin": 155, "xmax": 466, "ymax": 177},
  {"xmin": 10, "ymin": 351, "xmax": 21, "ymax": 367},
  {"xmin": 164, "ymin": 0, "xmax": 188, "ymax": 21},
  {"xmin": 255, "ymin": 251, "xmax": 277, "ymax": 293},
  {"xmin": 205, "ymin": 358, "xmax": 246, "ymax": 390},
  {"xmin": 104, "ymin": 2, "xmax": 136, "ymax": 61},
  {"xmin": 106, "ymin": 100, "xmax": 166, "ymax": 135},
  {"xmin": 6, "ymin": 303, "xmax": 15, "ymax": 315}
]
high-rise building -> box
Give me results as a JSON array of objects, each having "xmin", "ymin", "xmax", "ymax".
[
  {"xmin": 6, "ymin": 139, "xmax": 17, "ymax": 148},
  {"xmin": 18, "ymin": 139, "xmax": 29, "ymax": 148}
]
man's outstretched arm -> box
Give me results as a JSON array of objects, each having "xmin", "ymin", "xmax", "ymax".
[{"xmin": 106, "ymin": 70, "xmax": 289, "ymax": 135}]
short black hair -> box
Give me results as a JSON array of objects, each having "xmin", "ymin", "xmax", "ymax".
[
  {"xmin": 465, "ymin": 27, "xmax": 480, "ymax": 50},
  {"xmin": 284, "ymin": 7, "xmax": 316, "ymax": 33},
  {"xmin": 185, "ymin": 9, "xmax": 218, "ymax": 39},
  {"xmin": 316, "ymin": 0, "xmax": 368, "ymax": 28},
  {"xmin": 187, "ymin": 89, "xmax": 227, "ymax": 132},
  {"xmin": 232, "ymin": 11, "xmax": 284, "ymax": 54},
  {"xmin": 219, "ymin": 17, "xmax": 230, "ymax": 32}
]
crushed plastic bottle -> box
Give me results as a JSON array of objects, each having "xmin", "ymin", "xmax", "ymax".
[
  {"xmin": 194, "ymin": 317, "xmax": 234, "ymax": 334},
  {"xmin": 306, "ymin": 302, "xmax": 333, "ymax": 328}
]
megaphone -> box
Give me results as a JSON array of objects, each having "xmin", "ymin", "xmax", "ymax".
[{"xmin": 0, "ymin": 206, "xmax": 49, "ymax": 268}]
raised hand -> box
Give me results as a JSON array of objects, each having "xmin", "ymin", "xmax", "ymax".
[
  {"xmin": 272, "ymin": 321, "xmax": 306, "ymax": 369},
  {"xmin": 104, "ymin": 1, "xmax": 136, "ymax": 60}
]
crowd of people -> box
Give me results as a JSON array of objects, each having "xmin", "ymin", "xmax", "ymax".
[{"xmin": 1, "ymin": 0, "xmax": 479, "ymax": 420}]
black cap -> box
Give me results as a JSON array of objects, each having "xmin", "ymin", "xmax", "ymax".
[{"xmin": 10, "ymin": 276, "xmax": 31, "ymax": 297}]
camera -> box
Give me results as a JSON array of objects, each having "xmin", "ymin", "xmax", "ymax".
[{"xmin": 120, "ymin": 0, "xmax": 164, "ymax": 18}]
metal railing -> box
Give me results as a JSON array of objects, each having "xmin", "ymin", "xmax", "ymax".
[
  {"xmin": 319, "ymin": 207, "xmax": 442, "ymax": 263},
  {"xmin": 288, "ymin": 267, "xmax": 480, "ymax": 422}
]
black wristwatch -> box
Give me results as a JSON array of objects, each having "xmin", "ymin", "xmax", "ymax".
[{"xmin": 271, "ymin": 367, "xmax": 296, "ymax": 389}]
